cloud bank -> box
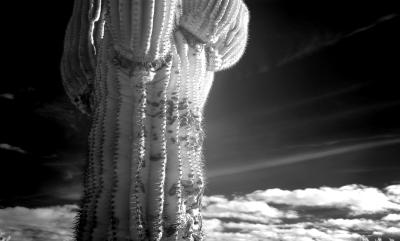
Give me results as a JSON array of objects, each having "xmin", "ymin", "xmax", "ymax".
[
  {"xmin": 0, "ymin": 205, "xmax": 76, "ymax": 241},
  {"xmin": 1, "ymin": 185, "xmax": 399, "ymax": 241}
]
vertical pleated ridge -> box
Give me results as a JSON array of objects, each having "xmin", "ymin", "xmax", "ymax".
[
  {"xmin": 107, "ymin": 0, "xmax": 120, "ymax": 44},
  {"xmin": 140, "ymin": 0, "xmax": 155, "ymax": 58},
  {"xmin": 92, "ymin": 28, "xmax": 118, "ymax": 241},
  {"xmin": 130, "ymin": 0, "xmax": 142, "ymax": 52},
  {"xmin": 82, "ymin": 40, "xmax": 106, "ymax": 241},
  {"xmin": 129, "ymin": 69, "xmax": 154, "ymax": 240},
  {"xmin": 146, "ymin": 64, "xmax": 171, "ymax": 240},
  {"xmin": 174, "ymin": 31, "xmax": 195, "ymax": 186},
  {"xmin": 162, "ymin": 44, "xmax": 183, "ymax": 241},
  {"xmin": 111, "ymin": 66, "xmax": 134, "ymax": 241}
]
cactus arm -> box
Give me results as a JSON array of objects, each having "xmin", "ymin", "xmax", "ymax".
[
  {"xmin": 61, "ymin": 0, "xmax": 96, "ymax": 114},
  {"xmin": 211, "ymin": 2, "xmax": 249, "ymax": 71},
  {"xmin": 180, "ymin": 0, "xmax": 235, "ymax": 43},
  {"xmin": 179, "ymin": 0, "xmax": 249, "ymax": 71}
]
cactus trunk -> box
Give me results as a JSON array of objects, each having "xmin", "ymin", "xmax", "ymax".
[
  {"xmin": 61, "ymin": 0, "xmax": 249, "ymax": 240},
  {"xmin": 76, "ymin": 33, "xmax": 205, "ymax": 241}
]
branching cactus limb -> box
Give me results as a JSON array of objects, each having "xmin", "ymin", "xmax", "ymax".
[{"xmin": 60, "ymin": 0, "xmax": 249, "ymax": 240}]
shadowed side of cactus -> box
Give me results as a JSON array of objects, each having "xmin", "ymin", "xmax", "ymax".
[{"xmin": 61, "ymin": 0, "xmax": 249, "ymax": 240}]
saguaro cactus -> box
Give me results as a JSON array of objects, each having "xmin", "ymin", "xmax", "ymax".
[{"xmin": 61, "ymin": 0, "xmax": 249, "ymax": 240}]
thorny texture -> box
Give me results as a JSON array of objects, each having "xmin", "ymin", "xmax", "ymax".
[{"xmin": 60, "ymin": 0, "xmax": 249, "ymax": 240}]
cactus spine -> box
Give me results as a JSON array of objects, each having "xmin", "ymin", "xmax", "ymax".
[{"xmin": 61, "ymin": 0, "xmax": 249, "ymax": 240}]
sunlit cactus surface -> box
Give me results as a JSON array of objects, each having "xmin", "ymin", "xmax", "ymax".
[{"xmin": 61, "ymin": 0, "xmax": 249, "ymax": 240}]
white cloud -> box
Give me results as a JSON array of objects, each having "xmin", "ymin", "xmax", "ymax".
[
  {"xmin": 382, "ymin": 213, "xmax": 400, "ymax": 221},
  {"xmin": 202, "ymin": 184, "xmax": 400, "ymax": 240},
  {"xmin": 203, "ymin": 196, "xmax": 297, "ymax": 224},
  {"xmin": 0, "ymin": 144, "xmax": 27, "ymax": 154},
  {"xmin": 246, "ymin": 184, "xmax": 400, "ymax": 215},
  {"xmin": 203, "ymin": 220, "xmax": 364, "ymax": 241},
  {"xmin": 385, "ymin": 184, "xmax": 400, "ymax": 203}
]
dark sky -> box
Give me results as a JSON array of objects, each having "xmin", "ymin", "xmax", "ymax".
[{"xmin": 0, "ymin": 0, "xmax": 399, "ymax": 207}]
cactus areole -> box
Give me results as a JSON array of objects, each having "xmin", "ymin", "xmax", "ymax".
[{"xmin": 61, "ymin": 0, "xmax": 249, "ymax": 240}]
